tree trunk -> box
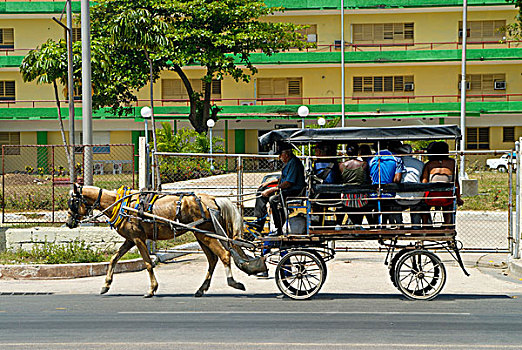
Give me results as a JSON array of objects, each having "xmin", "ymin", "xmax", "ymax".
[
  {"xmin": 53, "ymin": 80, "xmax": 74, "ymax": 180},
  {"xmin": 173, "ymin": 64, "xmax": 206, "ymax": 133}
]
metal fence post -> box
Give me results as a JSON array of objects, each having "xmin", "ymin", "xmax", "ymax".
[
  {"xmin": 515, "ymin": 141, "xmax": 521, "ymax": 259},
  {"xmin": 237, "ymin": 155, "xmax": 243, "ymax": 216}
]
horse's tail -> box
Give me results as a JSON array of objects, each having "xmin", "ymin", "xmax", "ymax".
[{"xmin": 215, "ymin": 197, "xmax": 243, "ymax": 239}]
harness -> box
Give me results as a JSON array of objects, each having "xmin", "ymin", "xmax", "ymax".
[{"xmin": 68, "ymin": 186, "xmax": 103, "ymax": 223}]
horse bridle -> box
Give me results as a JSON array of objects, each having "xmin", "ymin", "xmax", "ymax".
[{"xmin": 68, "ymin": 186, "xmax": 103, "ymax": 225}]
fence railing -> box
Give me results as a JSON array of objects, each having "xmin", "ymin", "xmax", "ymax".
[{"xmin": 1, "ymin": 144, "xmax": 136, "ymax": 224}]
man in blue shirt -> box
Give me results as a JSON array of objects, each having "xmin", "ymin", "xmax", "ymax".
[
  {"xmin": 254, "ymin": 148, "xmax": 305, "ymax": 235},
  {"xmin": 369, "ymin": 141, "xmax": 405, "ymax": 226}
]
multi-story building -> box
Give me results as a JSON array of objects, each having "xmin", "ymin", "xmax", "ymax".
[{"xmin": 0, "ymin": 0, "xmax": 521, "ymax": 158}]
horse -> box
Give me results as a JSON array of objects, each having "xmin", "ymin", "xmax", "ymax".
[{"xmin": 65, "ymin": 183, "xmax": 246, "ymax": 298}]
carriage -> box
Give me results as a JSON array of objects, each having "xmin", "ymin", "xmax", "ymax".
[
  {"xmin": 245, "ymin": 124, "xmax": 469, "ymax": 300},
  {"xmin": 66, "ymin": 124, "xmax": 469, "ymax": 300}
]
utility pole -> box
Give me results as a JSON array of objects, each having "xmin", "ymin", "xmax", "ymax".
[
  {"xmin": 459, "ymin": 0, "xmax": 468, "ymax": 180},
  {"xmin": 66, "ymin": 0, "xmax": 75, "ymax": 183},
  {"xmin": 81, "ymin": 0, "xmax": 93, "ymax": 185}
]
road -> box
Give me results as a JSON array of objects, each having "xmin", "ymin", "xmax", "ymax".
[{"xmin": 1, "ymin": 252, "xmax": 521, "ymax": 349}]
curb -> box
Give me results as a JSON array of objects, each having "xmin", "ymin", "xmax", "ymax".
[
  {"xmin": 0, "ymin": 243, "xmax": 198, "ymax": 280},
  {"xmin": 508, "ymin": 256, "xmax": 522, "ymax": 279},
  {"xmin": 0, "ymin": 257, "xmax": 152, "ymax": 280}
]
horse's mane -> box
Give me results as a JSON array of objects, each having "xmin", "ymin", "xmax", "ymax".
[{"xmin": 214, "ymin": 197, "xmax": 243, "ymax": 239}]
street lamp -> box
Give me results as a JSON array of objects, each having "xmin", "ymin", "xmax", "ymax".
[
  {"xmin": 140, "ymin": 106, "xmax": 152, "ymax": 188},
  {"xmin": 207, "ymin": 119, "xmax": 215, "ymax": 171},
  {"xmin": 298, "ymin": 106, "xmax": 309, "ymax": 155},
  {"xmin": 318, "ymin": 117, "xmax": 326, "ymax": 128}
]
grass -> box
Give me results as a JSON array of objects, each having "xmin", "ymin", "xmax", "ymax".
[
  {"xmin": 461, "ymin": 171, "xmax": 514, "ymax": 211},
  {"xmin": 155, "ymin": 232, "xmax": 197, "ymax": 250},
  {"xmin": 0, "ymin": 239, "xmax": 141, "ymax": 265}
]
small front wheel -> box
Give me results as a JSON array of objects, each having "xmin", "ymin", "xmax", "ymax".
[
  {"xmin": 275, "ymin": 250, "xmax": 325, "ymax": 300},
  {"xmin": 394, "ymin": 250, "xmax": 446, "ymax": 301}
]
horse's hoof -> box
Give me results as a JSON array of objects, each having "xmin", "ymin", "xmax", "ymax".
[
  {"xmin": 195, "ymin": 290, "xmax": 204, "ymax": 297},
  {"xmin": 227, "ymin": 277, "xmax": 246, "ymax": 291},
  {"xmin": 143, "ymin": 293, "xmax": 154, "ymax": 298},
  {"xmin": 100, "ymin": 287, "xmax": 110, "ymax": 295}
]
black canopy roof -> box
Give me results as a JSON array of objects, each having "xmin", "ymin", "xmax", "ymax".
[{"xmin": 259, "ymin": 125, "xmax": 461, "ymax": 147}]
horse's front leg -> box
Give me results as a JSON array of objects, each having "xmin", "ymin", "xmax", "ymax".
[
  {"xmin": 134, "ymin": 238, "xmax": 158, "ymax": 298},
  {"xmin": 195, "ymin": 238, "xmax": 218, "ymax": 297},
  {"xmin": 101, "ymin": 239, "xmax": 136, "ymax": 295}
]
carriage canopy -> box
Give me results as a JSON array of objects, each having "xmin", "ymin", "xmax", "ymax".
[{"xmin": 259, "ymin": 125, "xmax": 461, "ymax": 147}]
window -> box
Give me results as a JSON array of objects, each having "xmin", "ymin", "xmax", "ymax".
[
  {"xmin": 0, "ymin": 28, "xmax": 14, "ymax": 49},
  {"xmin": 296, "ymin": 24, "xmax": 317, "ymax": 43},
  {"xmin": 466, "ymin": 127, "xmax": 489, "ymax": 150},
  {"xmin": 353, "ymin": 76, "xmax": 414, "ymax": 94},
  {"xmin": 0, "ymin": 81, "xmax": 15, "ymax": 101},
  {"xmin": 257, "ymin": 78, "xmax": 302, "ymax": 104},
  {"xmin": 459, "ymin": 20, "xmax": 505, "ymax": 42},
  {"xmin": 503, "ymin": 127, "xmax": 515, "ymax": 142},
  {"xmin": 0, "ymin": 132, "xmax": 20, "ymax": 155},
  {"xmin": 459, "ymin": 74, "xmax": 505, "ymax": 94},
  {"xmin": 162, "ymin": 79, "xmax": 222, "ymax": 100},
  {"xmin": 72, "ymin": 28, "xmax": 81, "ymax": 42},
  {"xmin": 352, "ymin": 23, "xmax": 414, "ymax": 43}
]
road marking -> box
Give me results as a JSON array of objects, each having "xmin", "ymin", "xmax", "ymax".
[
  {"xmin": 0, "ymin": 342, "xmax": 519, "ymax": 349},
  {"xmin": 118, "ymin": 311, "xmax": 471, "ymax": 316}
]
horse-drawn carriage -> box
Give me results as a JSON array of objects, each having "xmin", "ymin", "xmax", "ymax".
[{"xmin": 66, "ymin": 124, "xmax": 469, "ymax": 301}]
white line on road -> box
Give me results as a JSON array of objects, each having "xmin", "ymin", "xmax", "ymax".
[{"xmin": 118, "ymin": 311, "xmax": 471, "ymax": 316}]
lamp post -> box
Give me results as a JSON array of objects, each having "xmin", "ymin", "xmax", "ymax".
[
  {"xmin": 207, "ymin": 119, "xmax": 215, "ymax": 171},
  {"xmin": 298, "ymin": 106, "xmax": 309, "ymax": 155},
  {"xmin": 140, "ymin": 106, "xmax": 152, "ymax": 188}
]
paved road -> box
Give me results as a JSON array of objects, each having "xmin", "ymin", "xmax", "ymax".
[{"xmin": 1, "ymin": 252, "xmax": 521, "ymax": 349}]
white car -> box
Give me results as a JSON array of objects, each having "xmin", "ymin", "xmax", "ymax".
[{"xmin": 486, "ymin": 153, "xmax": 516, "ymax": 172}]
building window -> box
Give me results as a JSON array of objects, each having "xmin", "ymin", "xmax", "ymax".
[
  {"xmin": 459, "ymin": 20, "xmax": 505, "ymax": 42},
  {"xmin": 296, "ymin": 24, "xmax": 317, "ymax": 43},
  {"xmin": 0, "ymin": 81, "xmax": 15, "ymax": 101},
  {"xmin": 0, "ymin": 132, "xmax": 20, "ymax": 155},
  {"xmin": 72, "ymin": 28, "xmax": 81, "ymax": 42},
  {"xmin": 503, "ymin": 127, "xmax": 515, "ymax": 142},
  {"xmin": 257, "ymin": 78, "xmax": 302, "ymax": 104},
  {"xmin": 0, "ymin": 28, "xmax": 14, "ymax": 49},
  {"xmin": 459, "ymin": 74, "xmax": 506, "ymax": 94},
  {"xmin": 162, "ymin": 79, "xmax": 222, "ymax": 100},
  {"xmin": 74, "ymin": 132, "xmax": 110, "ymax": 154},
  {"xmin": 352, "ymin": 23, "xmax": 414, "ymax": 43},
  {"xmin": 466, "ymin": 127, "xmax": 489, "ymax": 150},
  {"xmin": 353, "ymin": 75, "xmax": 414, "ymax": 94}
]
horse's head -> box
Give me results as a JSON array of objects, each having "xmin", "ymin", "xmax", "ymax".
[{"xmin": 66, "ymin": 184, "xmax": 102, "ymax": 228}]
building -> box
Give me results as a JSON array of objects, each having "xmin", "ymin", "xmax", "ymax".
[{"xmin": 0, "ymin": 0, "xmax": 521, "ymax": 161}]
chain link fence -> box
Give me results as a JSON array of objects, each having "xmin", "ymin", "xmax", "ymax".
[
  {"xmin": 1, "ymin": 144, "xmax": 136, "ymax": 224},
  {"xmin": 157, "ymin": 151, "xmax": 515, "ymax": 252}
]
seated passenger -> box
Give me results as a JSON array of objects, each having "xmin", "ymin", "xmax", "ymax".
[
  {"xmin": 313, "ymin": 143, "xmax": 340, "ymax": 184},
  {"xmin": 421, "ymin": 141, "xmax": 463, "ymax": 227},
  {"xmin": 394, "ymin": 144, "xmax": 432, "ymax": 229},
  {"xmin": 369, "ymin": 141, "xmax": 406, "ymax": 226},
  {"xmin": 339, "ymin": 145, "xmax": 375, "ymax": 227}
]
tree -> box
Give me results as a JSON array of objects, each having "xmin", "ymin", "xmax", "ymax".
[
  {"xmin": 90, "ymin": 0, "xmax": 308, "ymax": 132},
  {"xmin": 20, "ymin": 39, "xmax": 78, "ymax": 175}
]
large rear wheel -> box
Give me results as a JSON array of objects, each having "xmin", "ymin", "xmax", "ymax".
[
  {"xmin": 275, "ymin": 250, "xmax": 325, "ymax": 300},
  {"xmin": 394, "ymin": 250, "xmax": 446, "ymax": 300}
]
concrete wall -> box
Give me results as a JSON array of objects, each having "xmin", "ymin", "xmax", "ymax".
[{"xmin": 4, "ymin": 227, "xmax": 126, "ymax": 252}]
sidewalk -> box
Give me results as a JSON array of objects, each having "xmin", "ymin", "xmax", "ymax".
[{"xmin": 1, "ymin": 251, "xmax": 520, "ymax": 297}]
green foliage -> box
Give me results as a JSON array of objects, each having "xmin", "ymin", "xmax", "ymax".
[{"xmin": 0, "ymin": 240, "xmax": 141, "ymax": 264}]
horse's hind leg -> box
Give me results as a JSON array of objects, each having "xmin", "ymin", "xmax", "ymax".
[
  {"xmin": 195, "ymin": 239, "xmax": 218, "ymax": 297},
  {"xmin": 134, "ymin": 238, "xmax": 158, "ymax": 298},
  {"xmin": 203, "ymin": 237, "xmax": 245, "ymax": 292},
  {"xmin": 101, "ymin": 239, "xmax": 135, "ymax": 295}
]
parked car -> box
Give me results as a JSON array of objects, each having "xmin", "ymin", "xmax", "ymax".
[{"xmin": 486, "ymin": 152, "xmax": 516, "ymax": 172}]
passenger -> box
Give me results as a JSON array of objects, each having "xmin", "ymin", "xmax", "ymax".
[
  {"xmin": 253, "ymin": 147, "xmax": 305, "ymax": 235},
  {"xmin": 369, "ymin": 141, "xmax": 405, "ymax": 226},
  {"xmin": 394, "ymin": 144, "xmax": 432, "ymax": 229},
  {"xmin": 421, "ymin": 141, "xmax": 463, "ymax": 226},
  {"xmin": 339, "ymin": 145, "xmax": 375, "ymax": 226},
  {"xmin": 359, "ymin": 144, "xmax": 373, "ymax": 164},
  {"xmin": 313, "ymin": 143, "xmax": 340, "ymax": 185}
]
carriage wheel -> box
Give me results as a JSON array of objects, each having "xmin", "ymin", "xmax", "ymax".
[
  {"xmin": 275, "ymin": 250, "xmax": 325, "ymax": 300},
  {"xmin": 388, "ymin": 249, "xmax": 409, "ymax": 287},
  {"xmin": 394, "ymin": 250, "xmax": 446, "ymax": 301},
  {"xmin": 304, "ymin": 249, "xmax": 328, "ymax": 284}
]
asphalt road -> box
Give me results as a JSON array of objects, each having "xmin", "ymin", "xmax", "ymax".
[{"xmin": 0, "ymin": 293, "xmax": 521, "ymax": 350}]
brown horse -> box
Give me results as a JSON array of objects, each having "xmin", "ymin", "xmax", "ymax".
[{"xmin": 66, "ymin": 184, "xmax": 246, "ymax": 298}]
